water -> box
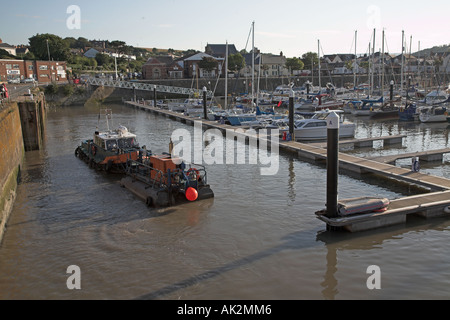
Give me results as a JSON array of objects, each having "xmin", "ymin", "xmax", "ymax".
[{"xmin": 0, "ymin": 104, "xmax": 449, "ymax": 300}]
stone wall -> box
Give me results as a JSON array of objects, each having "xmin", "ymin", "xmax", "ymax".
[{"xmin": 0, "ymin": 103, "xmax": 24, "ymax": 243}]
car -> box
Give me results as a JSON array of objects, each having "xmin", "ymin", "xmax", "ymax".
[
  {"xmin": 8, "ymin": 78, "xmax": 20, "ymax": 84},
  {"xmin": 21, "ymin": 78, "xmax": 36, "ymax": 84}
]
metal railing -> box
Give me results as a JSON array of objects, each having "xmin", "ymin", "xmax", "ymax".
[{"xmin": 86, "ymin": 77, "xmax": 214, "ymax": 98}]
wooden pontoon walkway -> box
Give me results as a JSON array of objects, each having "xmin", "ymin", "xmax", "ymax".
[{"xmin": 125, "ymin": 100, "xmax": 450, "ymax": 232}]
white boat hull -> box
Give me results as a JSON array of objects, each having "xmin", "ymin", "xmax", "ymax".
[{"xmin": 294, "ymin": 123, "xmax": 355, "ymax": 141}]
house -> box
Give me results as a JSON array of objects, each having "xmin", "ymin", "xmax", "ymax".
[
  {"xmin": 142, "ymin": 55, "xmax": 174, "ymax": 79},
  {"xmin": 183, "ymin": 52, "xmax": 223, "ymax": 79},
  {"xmin": 440, "ymin": 54, "xmax": 450, "ymax": 73},
  {"xmin": 0, "ymin": 59, "xmax": 67, "ymax": 83},
  {"xmin": 242, "ymin": 51, "xmax": 288, "ymax": 78},
  {"xmin": 84, "ymin": 48, "xmax": 99, "ymax": 58},
  {"xmin": 205, "ymin": 44, "xmax": 238, "ymax": 58},
  {"xmin": 15, "ymin": 46, "xmax": 29, "ymax": 56},
  {"xmin": 0, "ymin": 42, "xmax": 17, "ymax": 56}
]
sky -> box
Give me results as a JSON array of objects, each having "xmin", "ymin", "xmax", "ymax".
[{"xmin": 1, "ymin": 0, "xmax": 449, "ymax": 57}]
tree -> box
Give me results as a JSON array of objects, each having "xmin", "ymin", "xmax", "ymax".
[
  {"xmin": 301, "ymin": 52, "xmax": 319, "ymax": 71},
  {"xmin": 95, "ymin": 53, "xmax": 113, "ymax": 66},
  {"xmin": 29, "ymin": 33, "xmax": 71, "ymax": 61},
  {"xmin": 227, "ymin": 53, "xmax": 245, "ymax": 72},
  {"xmin": 286, "ymin": 57, "xmax": 304, "ymax": 73},
  {"xmin": 198, "ymin": 57, "xmax": 218, "ymax": 72}
]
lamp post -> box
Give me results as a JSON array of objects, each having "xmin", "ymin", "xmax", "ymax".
[{"xmin": 46, "ymin": 39, "xmax": 51, "ymax": 62}]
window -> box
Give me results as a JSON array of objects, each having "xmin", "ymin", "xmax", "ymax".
[
  {"xmin": 39, "ymin": 65, "xmax": 48, "ymax": 70},
  {"xmin": 6, "ymin": 64, "xmax": 11, "ymax": 69},
  {"xmin": 13, "ymin": 64, "xmax": 20, "ymax": 69},
  {"xmin": 28, "ymin": 65, "xmax": 34, "ymax": 70},
  {"xmin": 40, "ymin": 74, "xmax": 48, "ymax": 78}
]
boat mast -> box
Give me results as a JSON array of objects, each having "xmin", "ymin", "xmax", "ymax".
[
  {"xmin": 353, "ymin": 30, "xmax": 357, "ymax": 94},
  {"xmin": 381, "ymin": 29, "xmax": 385, "ymax": 100},
  {"xmin": 251, "ymin": 21, "xmax": 255, "ymax": 107},
  {"xmin": 401, "ymin": 30, "xmax": 405, "ymax": 101},
  {"xmin": 371, "ymin": 28, "xmax": 376, "ymax": 97},
  {"xmin": 318, "ymin": 39, "xmax": 321, "ymax": 93},
  {"xmin": 225, "ymin": 41, "xmax": 228, "ymax": 110}
]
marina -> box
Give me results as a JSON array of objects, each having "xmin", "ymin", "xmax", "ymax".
[
  {"xmin": 123, "ymin": 99, "xmax": 450, "ymax": 232},
  {"xmin": 1, "ymin": 102, "xmax": 450, "ymax": 300},
  {"xmin": 1, "ymin": 0, "xmax": 450, "ymax": 303}
]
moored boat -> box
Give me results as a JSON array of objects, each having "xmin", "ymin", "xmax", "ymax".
[
  {"xmin": 74, "ymin": 109, "xmax": 141, "ymax": 173},
  {"xmin": 120, "ymin": 154, "xmax": 214, "ymax": 207},
  {"xmin": 419, "ymin": 105, "xmax": 448, "ymax": 123},
  {"xmin": 281, "ymin": 109, "xmax": 355, "ymax": 141}
]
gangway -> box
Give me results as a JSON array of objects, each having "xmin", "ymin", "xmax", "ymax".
[{"xmin": 85, "ymin": 77, "xmax": 214, "ymax": 98}]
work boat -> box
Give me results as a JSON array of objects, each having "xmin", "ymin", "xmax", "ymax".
[
  {"xmin": 74, "ymin": 109, "xmax": 141, "ymax": 173},
  {"xmin": 282, "ymin": 110, "xmax": 355, "ymax": 141},
  {"xmin": 120, "ymin": 154, "xmax": 214, "ymax": 207}
]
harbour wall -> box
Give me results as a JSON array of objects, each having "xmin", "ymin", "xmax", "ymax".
[
  {"xmin": 0, "ymin": 103, "xmax": 25, "ymax": 243},
  {"xmin": 0, "ymin": 94, "xmax": 47, "ymax": 243}
]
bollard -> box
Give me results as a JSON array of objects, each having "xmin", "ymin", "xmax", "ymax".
[
  {"xmin": 412, "ymin": 157, "xmax": 420, "ymax": 172},
  {"xmin": 289, "ymin": 89, "xmax": 295, "ymax": 142},
  {"xmin": 326, "ymin": 112, "xmax": 340, "ymax": 218}
]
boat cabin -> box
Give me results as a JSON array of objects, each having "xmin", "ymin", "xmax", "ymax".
[{"xmin": 94, "ymin": 125, "xmax": 138, "ymax": 152}]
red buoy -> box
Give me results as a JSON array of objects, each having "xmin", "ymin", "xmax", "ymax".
[{"xmin": 186, "ymin": 187, "xmax": 198, "ymax": 202}]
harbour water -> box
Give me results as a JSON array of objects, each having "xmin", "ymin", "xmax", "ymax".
[{"xmin": 0, "ymin": 103, "xmax": 449, "ymax": 300}]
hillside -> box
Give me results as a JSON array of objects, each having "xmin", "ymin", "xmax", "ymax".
[{"xmin": 413, "ymin": 44, "xmax": 450, "ymax": 57}]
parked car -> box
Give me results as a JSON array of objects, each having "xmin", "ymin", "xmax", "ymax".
[
  {"xmin": 8, "ymin": 78, "xmax": 20, "ymax": 84},
  {"xmin": 21, "ymin": 78, "xmax": 36, "ymax": 84}
]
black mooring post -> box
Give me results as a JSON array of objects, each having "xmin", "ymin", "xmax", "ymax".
[
  {"xmin": 326, "ymin": 112, "xmax": 339, "ymax": 219},
  {"xmin": 153, "ymin": 85, "xmax": 157, "ymax": 108},
  {"xmin": 203, "ymin": 86, "xmax": 208, "ymax": 120},
  {"xmin": 289, "ymin": 90, "xmax": 295, "ymax": 141}
]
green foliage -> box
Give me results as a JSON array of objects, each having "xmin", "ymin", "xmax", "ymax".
[
  {"xmin": 60, "ymin": 84, "xmax": 74, "ymax": 97},
  {"xmin": 227, "ymin": 53, "xmax": 245, "ymax": 72},
  {"xmin": 29, "ymin": 33, "xmax": 71, "ymax": 61},
  {"xmin": 301, "ymin": 52, "xmax": 319, "ymax": 70},
  {"xmin": 286, "ymin": 57, "xmax": 304, "ymax": 71},
  {"xmin": 44, "ymin": 83, "xmax": 59, "ymax": 96},
  {"xmin": 198, "ymin": 57, "xmax": 217, "ymax": 72}
]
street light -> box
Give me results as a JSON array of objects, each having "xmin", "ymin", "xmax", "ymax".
[{"xmin": 46, "ymin": 39, "xmax": 51, "ymax": 62}]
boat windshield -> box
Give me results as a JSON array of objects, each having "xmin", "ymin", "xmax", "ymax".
[
  {"xmin": 118, "ymin": 137, "xmax": 138, "ymax": 148},
  {"xmin": 105, "ymin": 137, "xmax": 138, "ymax": 150}
]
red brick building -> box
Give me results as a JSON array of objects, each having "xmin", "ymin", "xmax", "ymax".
[{"xmin": 0, "ymin": 59, "xmax": 68, "ymax": 83}]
